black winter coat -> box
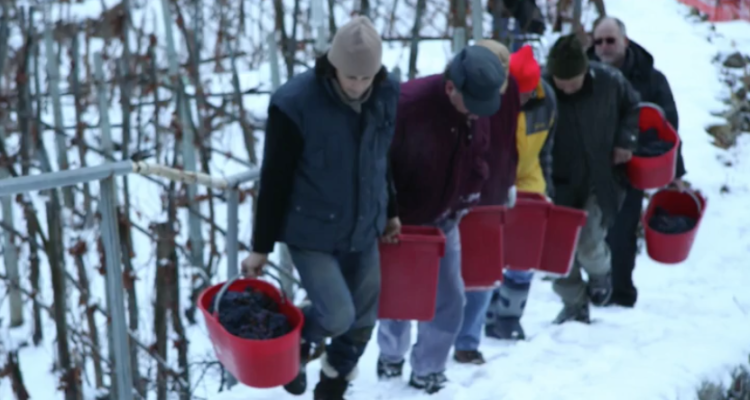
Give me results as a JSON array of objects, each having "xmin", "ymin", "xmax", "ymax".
[
  {"xmin": 588, "ymin": 40, "xmax": 686, "ymax": 178},
  {"xmin": 544, "ymin": 62, "xmax": 641, "ymax": 228}
]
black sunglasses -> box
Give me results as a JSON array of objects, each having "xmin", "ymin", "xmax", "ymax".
[{"xmin": 594, "ymin": 37, "xmax": 616, "ymax": 46}]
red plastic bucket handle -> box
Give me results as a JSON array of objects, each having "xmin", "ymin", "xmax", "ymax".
[{"xmin": 211, "ymin": 268, "xmax": 289, "ymax": 319}]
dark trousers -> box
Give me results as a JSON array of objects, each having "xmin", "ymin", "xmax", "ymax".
[
  {"xmin": 288, "ymin": 241, "xmax": 381, "ymax": 378},
  {"xmin": 605, "ymin": 186, "xmax": 643, "ymax": 306}
]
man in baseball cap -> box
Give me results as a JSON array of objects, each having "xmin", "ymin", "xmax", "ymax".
[
  {"xmin": 376, "ymin": 45, "xmax": 508, "ymax": 394},
  {"xmin": 445, "ymin": 45, "xmax": 507, "ymax": 116}
]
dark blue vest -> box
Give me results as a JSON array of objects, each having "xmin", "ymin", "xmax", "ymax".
[{"xmin": 270, "ymin": 69, "xmax": 399, "ymax": 253}]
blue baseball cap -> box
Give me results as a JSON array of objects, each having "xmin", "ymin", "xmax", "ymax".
[{"xmin": 448, "ymin": 45, "xmax": 506, "ymax": 116}]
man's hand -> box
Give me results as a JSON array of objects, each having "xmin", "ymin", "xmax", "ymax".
[
  {"xmin": 381, "ymin": 217, "xmax": 402, "ymax": 244},
  {"xmin": 669, "ymin": 178, "xmax": 688, "ymax": 192},
  {"xmin": 612, "ymin": 147, "xmax": 633, "ymax": 165},
  {"xmin": 506, "ymin": 185, "xmax": 517, "ymax": 208},
  {"xmin": 241, "ymin": 252, "xmax": 268, "ymax": 278}
]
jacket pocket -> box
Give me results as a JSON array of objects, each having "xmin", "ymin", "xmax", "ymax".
[
  {"xmin": 288, "ymin": 199, "xmax": 341, "ymax": 222},
  {"xmin": 301, "ymin": 135, "xmax": 342, "ymax": 170}
]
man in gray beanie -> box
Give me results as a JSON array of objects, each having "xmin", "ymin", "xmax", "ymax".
[
  {"xmin": 542, "ymin": 33, "xmax": 641, "ymax": 324},
  {"xmin": 241, "ymin": 15, "xmax": 400, "ymax": 400}
]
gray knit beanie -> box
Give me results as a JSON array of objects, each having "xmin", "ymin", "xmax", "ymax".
[{"xmin": 327, "ymin": 16, "xmax": 383, "ymax": 77}]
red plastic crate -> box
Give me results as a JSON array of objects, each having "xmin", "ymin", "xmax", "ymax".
[
  {"xmin": 379, "ymin": 226, "xmax": 445, "ymax": 321},
  {"xmin": 537, "ymin": 205, "xmax": 587, "ymax": 276},
  {"xmin": 503, "ymin": 192, "xmax": 551, "ymax": 270},
  {"xmin": 459, "ymin": 206, "xmax": 505, "ymax": 289}
]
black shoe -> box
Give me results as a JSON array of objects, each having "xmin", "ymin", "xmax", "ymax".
[
  {"xmin": 283, "ymin": 340, "xmax": 317, "ymax": 395},
  {"xmin": 409, "ymin": 371, "xmax": 447, "ymax": 394},
  {"xmin": 453, "ymin": 350, "xmax": 486, "ymax": 365},
  {"xmin": 587, "ymin": 273, "xmax": 613, "ymax": 306},
  {"xmin": 553, "ymin": 303, "xmax": 591, "ymax": 325},
  {"xmin": 604, "ymin": 291, "xmax": 637, "ymax": 308},
  {"xmin": 376, "ymin": 358, "xmax": 404, "ymax": 380},
  {"xmin": 313, "ymin": 370, "xmax": 349, "ymax": 400},
  {"xmin": 485, "ymin": 317, "xmax": 526, "ymax": 340}
]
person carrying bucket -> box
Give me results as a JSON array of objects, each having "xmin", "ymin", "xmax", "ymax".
[
  {"xmin": 376, "ymin": 45, "xmax": 520, "ymax": 394},
  {"xmin": 452, "ymin": 43, "xmax": 557, "ymax": 365},
  {"xmin": 544, "ymin": 34, "xmax": 641, "ymax": 324},
  {"xmin": 587, "ymin": 17, "xmax": 687, "ymax": 308},
  {"xmin": 241, "ymin": 16, "xmax": 402, "ymax": 400}
]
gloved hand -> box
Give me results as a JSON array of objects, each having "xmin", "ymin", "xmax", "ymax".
[{"xmin": 506, "ymin": 185, "xmax": 517, "ymax": 208}]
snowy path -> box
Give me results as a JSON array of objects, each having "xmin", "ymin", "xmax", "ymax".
[
  {"xmin": 210, "ymin": 1, "xmax": 750, "ymax": 400},
  {"xmin": 1, "ymin": 0, "xmax": 749, "ymax": 399}
]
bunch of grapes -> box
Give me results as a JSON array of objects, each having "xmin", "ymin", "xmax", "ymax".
[{"xmin": 209, "ymin": 287, "xmax": 292, "ymax": 340}]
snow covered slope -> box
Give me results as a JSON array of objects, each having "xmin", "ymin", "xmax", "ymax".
[
  {"xmin": 2, "ymin": 0, "xmax": 750, "ymax": 399},
  {"xmin": 212, "ymin": 1, "xmax": 750, "ymax": 400}
]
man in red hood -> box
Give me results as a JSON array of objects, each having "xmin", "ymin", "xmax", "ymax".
[{"xmin": 376, "ymin": 45, "xmax": 520, "ymax": 394}]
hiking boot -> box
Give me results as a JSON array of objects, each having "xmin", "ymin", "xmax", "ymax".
[
  {"xmin": 485, "ymin": 317, "xmax": 526, "ymax": 340},
  {"xmin": 587, "ymin": 273, "xmax": 613, "ymax": 306},
  {"xmin": 283, "ymin": 339, "xmax": 321, "ymax": 395},
  {"xmin": 453, "ymin": 350, "xmax": 486, "ymax": 365},
  {"xmin": 553, "ymin": 303, "xmax": 590, "ymax": 325},
  {"xmin": 313, "ymin": 370, "xmax": 349, "ymax": 400},
  {"xmin": 376, "ymin": 358, "xmax": 404, "ymax": 380},
  {"xmin": 604, "ymin": 286, "xmax": 637, "ymax": 308},
  {"xmin": 409, "ymin": 371, "xmax": 447, "ymax": 394}
]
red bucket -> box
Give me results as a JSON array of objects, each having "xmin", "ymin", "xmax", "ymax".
[
  {"xmin": 537, "ymin": 205, "xmax": 588, "ymax": 276},
  {"xmin": 503, "ymin": 192, "xmax": 551, "ymax": 270},
  {"xmin": 379, "ymin": 226, "xmax": 445, "ymax": 321},
  {"xmin": 643, "ymin": 189, "xmax": 706, "ymax": 264},
  {"xmin": 627, "ymin": 103, "xmax": 681, "ymax": 190},
  {"xmin": 459, "ymin": 206, "xmax": 506, "ymax": 288},
  {"xmin": 197, "ymin": 277, "xmax": 304, "ymax": 388}
]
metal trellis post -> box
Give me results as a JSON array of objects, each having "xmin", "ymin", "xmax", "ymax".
[
  {"xmin": 160, "ymin": 0, "xmax": 206, "ymax": 274},
  {"xmin": 99, "ymin": 176, "xmax": 135, "ymax": 400},
  {"xmin": 470, "ymin": 0, "xmax": 484, "ymax": 42}
]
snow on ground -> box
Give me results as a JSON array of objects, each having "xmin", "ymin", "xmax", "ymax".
[
  {"xmin": 2, "ymin": 0, "xmax": 750, "ymax": 399},
  {"xmin": 210, "ymin": 1, "xmax": 750, "ymax": 400}
]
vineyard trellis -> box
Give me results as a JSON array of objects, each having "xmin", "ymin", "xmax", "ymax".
[{"xmin": 0, "ymin": 0, "xmax": 586, "ymax": 398}]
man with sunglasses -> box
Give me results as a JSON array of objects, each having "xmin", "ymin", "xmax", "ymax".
[{"xmin": 588, "ymin": 17, "xmax": 686, "ymax": 308}]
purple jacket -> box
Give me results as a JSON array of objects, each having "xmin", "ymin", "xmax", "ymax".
[
  {"xmin": 480, "ymin": 77, "xmax": 521, "ymax": 206},
  {"xmin": 390, "ymin": 75, "xmax": 519, "ymax": 226}
]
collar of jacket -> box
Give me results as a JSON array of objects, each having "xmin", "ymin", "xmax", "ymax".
[
  {"xmin": 586, "ymin": 40, "xmax": 653, "ymax": 81},
  {"xmin": 554, "ymin": 67, "xmax": 595, "ymax": 100},
  {"xmin": 523, "ymin": 81, "xmax": 547, "ymax": 111}
]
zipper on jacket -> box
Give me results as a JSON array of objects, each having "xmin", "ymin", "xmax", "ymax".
[{"xmin": 437, "ymin": 123, "xmax": 466, "ymax": 218}]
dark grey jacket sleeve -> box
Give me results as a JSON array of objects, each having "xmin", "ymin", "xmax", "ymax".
[
  {"xmin": 539, "ymin": 87, "xmax": 556, "ymax": 197},
  {"xmin": 540, "ymin": 115, "xmax": 555, "ymax": 197},
  {"xmin": 615, "ymin": 72, "xmax": 641, "ymax": 151}
]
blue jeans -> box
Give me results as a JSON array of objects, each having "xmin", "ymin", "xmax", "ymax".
[
  {"xmin": 377, "ymin": 221, "xmax": 464, "ymax": 376},
  {"xmin": 288, "ymin": 240, "xmax": 381, "ymax": 378},
  {"xmin": 455, "ymin": 269, "xmax": 534, "ymax": 350}
]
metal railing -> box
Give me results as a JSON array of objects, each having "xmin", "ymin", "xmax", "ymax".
[{"xmin": 0, "ymin": 159, "xmax": 291, "ymax": 399}]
